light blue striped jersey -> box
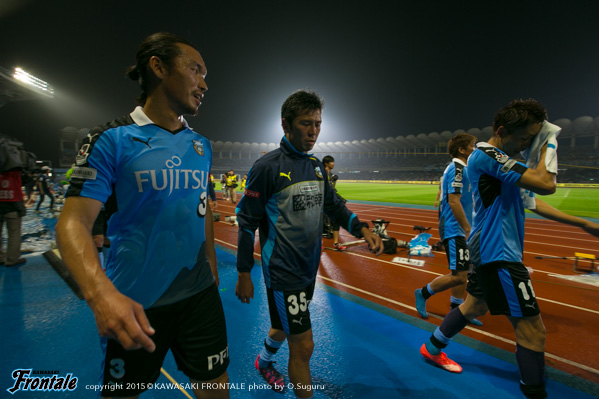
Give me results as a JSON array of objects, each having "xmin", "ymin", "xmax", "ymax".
[
  {"xmin": 467, "ymin": 143, "xmax": 528, "ymax": 267},
  {"xmin": 67, "ymin": 107, "xmax": 214, "ymax": 308}
]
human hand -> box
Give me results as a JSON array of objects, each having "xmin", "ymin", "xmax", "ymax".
[
  {"xmin": 235, "ymin": 272, "xmax": 254, "ymax": 304},
  {"xmin": 88, "ymin": 289, "xmax": 155, "ymax": 352},
  {"xmin": 361, "ymin": 227, "xmax": 384, "ymax": 256}
]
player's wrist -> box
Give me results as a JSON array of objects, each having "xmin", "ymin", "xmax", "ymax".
[{"xmin": 237, "ymin": 271, "xmax": 251, "ymax": 279}]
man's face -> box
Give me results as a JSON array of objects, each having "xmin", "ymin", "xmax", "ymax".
[
  {"xmin": 162, "ymin": 43, "xmax": 208, "ymax": 117},
  {"xmin": 284, "ymin": 109, "xmax": 322, "ymax": 153},
  {"xmin": 499, "ymin": 122, "xmax": 542, "ymax": 156},
  {"xmin": 325, "ymin": 161, "xmax": 335, "ymax": 171}
]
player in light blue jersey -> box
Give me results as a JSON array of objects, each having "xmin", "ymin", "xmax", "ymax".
[
  {"xmin": 56, "ymin": 32, "xmax": 229, "ymax": 398},
  {"xmin": 415, "ymin": 133, "xmax": 483, "ymax": 326},
  {"xmin": 419, "ymin": 99, "xmax": 599, "ymax": 399}
]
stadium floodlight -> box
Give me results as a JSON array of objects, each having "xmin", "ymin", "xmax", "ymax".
[{"xmin": 12, "ymin": 67, "xmax": 55, "ymax": 98}]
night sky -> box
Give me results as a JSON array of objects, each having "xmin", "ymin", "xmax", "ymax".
[{"xmin": 1, "ymin": 0, "xmax": 598, "ymax": 164}]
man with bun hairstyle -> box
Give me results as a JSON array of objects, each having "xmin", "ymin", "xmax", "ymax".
[{"xmin": 56, "ymin": 32, "xmax": 229, "ymax": 398}]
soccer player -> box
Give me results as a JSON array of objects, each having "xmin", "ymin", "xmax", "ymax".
[
  {"xmin": 322, "ymin": 155, "xmax": 346, "ymax": 250},
  {"xmin": 235, "ymin": 90, "xmax": 383, "ymax": 398},
  {"xmin": 415, "ymin": 133, "xmax": 483, "ymax": 326},
  {"xmin": 419, "ymin": 99, "xmax": 599, "ymax": 399},
  {"xmin": 55, "ymin": 32, "xmax": 229, "ymax": 398}
]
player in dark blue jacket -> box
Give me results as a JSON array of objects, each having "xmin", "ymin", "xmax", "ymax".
[{"xmin": 235, "ymin": 90, "xmax": 383, "ymax": 397}]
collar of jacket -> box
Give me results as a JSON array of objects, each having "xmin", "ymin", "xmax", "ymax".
[{"xmin": 280, "ymin": 136, "xmax": 313, "ymax": 159}]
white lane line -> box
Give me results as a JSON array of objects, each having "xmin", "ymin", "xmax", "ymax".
[
  {"xmin": 317, "ymin": 275, "xmax": 599, "ymax": 376},
  {"xmin": 217, "ymin": 237, "xmax": 599, "ymax": 312}
]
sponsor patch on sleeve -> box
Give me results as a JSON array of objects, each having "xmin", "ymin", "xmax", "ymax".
[
  {"xmin": 71, "ymin": 167, "xmax": 97, "ymax": 180},
  {"xmin": 244, "ymin": 189, "xmax": 259, "ymax": 198},
  {"xmin": 500, "ymin": 159, "xmax": 518, "ymax": 173}
]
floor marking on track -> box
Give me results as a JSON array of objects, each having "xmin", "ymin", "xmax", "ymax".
[
  {"xmin": 537, "ymin": 297, "xmax": 599, "ymax": 315},
  {"xmin": 160, "ymin": 368, "xmax": 194, "ymax": 399},
  {"xmin": 333, "ymin": 250, "xmax": 599, "ymax": 314},
  {"xmin": 317, "ymin": 275, "xmax": 599, "ymax": 376},
  {"xmin": 324, "ymin": 250, "xmax": 442, "ymax": 276},
  {"xmin": 216, "ymin": 238, "xmax": 599, "ymax": 313},
  {"xmin": 524, "ymin": 240, "xmax": 598, "ymax": 251}
]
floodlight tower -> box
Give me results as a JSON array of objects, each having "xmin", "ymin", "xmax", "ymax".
[{"xmin": 0, "ymin": 66, "xmax": 55, "ymax": 108}]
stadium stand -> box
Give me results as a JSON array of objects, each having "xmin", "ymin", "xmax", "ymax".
[{"xmin": 61, "ymin": 116, "xmax": 599, "ymax": 184}]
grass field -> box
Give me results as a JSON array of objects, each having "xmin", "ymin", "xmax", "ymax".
[{"xmin": 335, "ymin": 182, "xmax": 599, "ymax": 219}]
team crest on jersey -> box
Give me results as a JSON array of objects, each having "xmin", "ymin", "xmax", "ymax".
[
  {"xmin": 193, "ymin": 140, "xmax": 204, "ymax": 156},
  {"xmin": 455, "ymin": 169, "xmax": 463, "ymax": 182},
  {"xmin": 76, "ymin": 144, "xmax": 90, "ymax": 166},
  {"xmin": 314, "ymin": 166, "xmax": 323, "ymax": 179},
  {"xmin": 481, "ymin": 146, "xmax": 510, "ymax": 165},
  {"xmin": 495, "ymin": 153, "xmax": 509, "ymax": 164}
]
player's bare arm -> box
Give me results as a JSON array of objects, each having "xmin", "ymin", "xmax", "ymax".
[
  {"xmin": 532, "ymin": 198, "xmax": 599, "ymax": 238},
  {"xmin": 517, "ymin": 144, "xmax": 556, "ymax": 195},
  {"xmin": 56, "ymin": 196, "xmax": 155, "ymax": 352},
  {"xmin": 448, "ymin": 193, "xmax": 471, "ymax": 237}
]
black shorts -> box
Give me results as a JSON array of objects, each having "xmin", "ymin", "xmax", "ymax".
[
  {"xmin": 101, "ymin": 283, "xmax": 228, "ymax": 396},
  {"xmin": 267, "ymin": 282, "xmax": 315, "ymax": 335},
  {"xmin": 92, "ymin": 209, "xmax": 107, "ymax": 236},
  {"xmin": 467, "ymin": 261, "xmax": 540, "ymax": 318},
  {"xmin": 443, "ymin": 236, "xmax": 470, "ymax": 272},
  {"xmin": 323, "ymin": 214, "xmax": 340, "ymax": 232}
]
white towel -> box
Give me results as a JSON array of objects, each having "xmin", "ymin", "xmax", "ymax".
[{"xmin": 519, "ymin": 120, "xmax": 560, "ymax": 210}]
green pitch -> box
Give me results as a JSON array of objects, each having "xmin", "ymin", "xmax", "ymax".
[{"xmin": 335, "ymin": 182, "xmax": 599, "ymax": 219}]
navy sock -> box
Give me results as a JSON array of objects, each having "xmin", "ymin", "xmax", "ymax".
[
  {"xmin": 421, "ymin": 283, "xmax": 434, "ymax": 299},
  {"xmin": 516, "ymin": 344, "xmax": 546, "ymax": 387},
  {"xmin": 439, "ymin": 306, "xmax": 470, "ymax": 338}
]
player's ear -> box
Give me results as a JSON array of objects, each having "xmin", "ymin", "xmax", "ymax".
[
  {"xmin": 495, "ymin": 126, "xmax": 506, "ymax": 138},
  {"xmin": 282, "ymin": 118, "xmax": 290, "ymax": 134},
  {"xmin": 149, "ymin": 55, "xmax": 168, "ymax": 79}
]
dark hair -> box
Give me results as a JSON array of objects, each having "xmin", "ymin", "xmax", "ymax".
[
  {"xmin": 448, "ymin": 133, "xmax": 477, "ymax": 158},
  {"xmin": 493, "ymin": 99, "xmax": 547, "ymax": 135},
  {"xmin": 281, "ymin": 90, "xmax": 324, "ymax": 126},
  {"xmin": 322, "ymin": 155, "xmax": 335, "ymax": 165},
  {"xmin": 126, "ymin": 32, "xmax": 196, "ymax": 105}
]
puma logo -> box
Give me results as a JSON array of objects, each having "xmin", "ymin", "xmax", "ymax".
[
  {"xmin": 292, "ymin": 318, "xmax": 303, "ymax": 325},
  {"xmin": 280, "ymin": 171, "xmax": 291, "ymax": 181},
  {"xmin": 132, "ymin": 137, "xmax": 152, "ymax": 148}
]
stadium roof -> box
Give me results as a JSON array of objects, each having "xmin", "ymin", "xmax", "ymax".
[{"xmin": 209, "ymin": 116, "xmax": 599, "ymax": 155}]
